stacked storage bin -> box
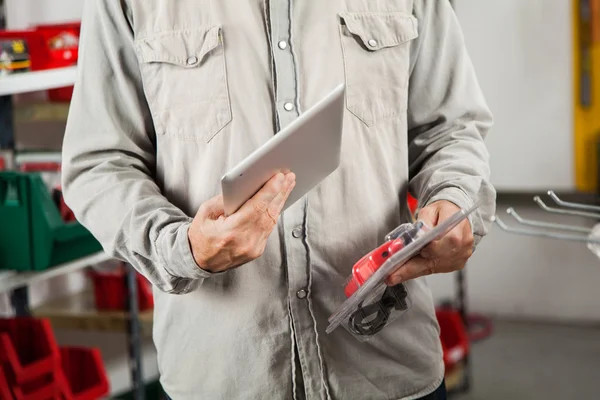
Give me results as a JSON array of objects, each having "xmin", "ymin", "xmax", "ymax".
[
  {"xmin": 0, "ymin": 318, "xmax": 109, "ymax": 400},
  {"xmin": 0, "ymin": 172, "xmax": 101, "ymax": 271},
  {"xmin": 89, "ymin": 264, "xmax": 154, "ymax": 312}
]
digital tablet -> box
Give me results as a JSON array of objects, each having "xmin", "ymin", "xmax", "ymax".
[{"xmin": 221, "ymin": 84, "xmax": 345, "ymax": 216}]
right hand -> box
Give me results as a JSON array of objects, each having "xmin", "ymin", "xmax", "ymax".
[{"xmin": 188, "ymin": 172, "xmax": 296, "ymax": 273}]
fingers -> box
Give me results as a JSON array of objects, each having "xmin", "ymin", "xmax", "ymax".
[
  {"xmin": 267, "ymin": 179, "xmax": 296, "ymax": 224},
  {"xmin": 233, "ymin": 172, "xmax": 296, "ymax": 225},
  {"xmin": 386, "ymin": 254, "xmax": 467, "ymax": 286},
  {"xmin": 255, "ymin": 173, "xmax": 288, "ymax": 204},
  {"xmin": 386, "ymin": 255, "xmax": 437, "ymax": 286}
]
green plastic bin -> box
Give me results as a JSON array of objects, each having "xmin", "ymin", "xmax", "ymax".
[{"xmin": 0, "ymin": 172, "xmax": 102, "ymax": 271}]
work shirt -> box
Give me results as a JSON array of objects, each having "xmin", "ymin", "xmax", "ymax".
[{"xmin": 62, "ymin": 0, "xmax": 495, "ymax": 399}]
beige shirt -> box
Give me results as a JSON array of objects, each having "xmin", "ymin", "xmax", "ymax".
[{"xmin": 62, "ymin": 0, "xmax": 495, "ymax": 399}]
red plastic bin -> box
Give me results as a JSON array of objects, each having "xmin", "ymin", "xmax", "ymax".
[
  {"xmin": 89, "ymin": 266, "xmax": 154, "ymax": 311},
  {"xmin": 57, "ymin": 347, "xmax": 109, "ymax": 400},
  {"xmin": 436, "ymin": 309, "xmax": 470, "ymax": 372},
  {"xmin": 7, "ymin": 373, "xmax": 61, "ymax": 400},
  {"xmin": 32, "ymin": 22, "xmax": 80, "ymax": 69},
  {"xmin": 0, "ymin": 319, "xmax": 60, "ymax": 384},
  {"xmin": 47, "ymin": 86, "xmax": 74, "ymax": 102},
  {"xmin": 35, "ymin": 22, "xmax": 80, "ymax": 102},
  {"xmin": 0, "ymin": 365, "xmax": 13, "ymax": 400}
]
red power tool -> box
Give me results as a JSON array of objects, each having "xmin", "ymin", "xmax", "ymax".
[{"xmin": 344, "ymin": 221, "xmax": 425, "ymax": 298}]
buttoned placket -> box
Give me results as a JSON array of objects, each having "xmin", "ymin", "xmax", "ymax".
[{"xmin": 267, "ymin": 1, "xmax": 329, "ymax": 399}]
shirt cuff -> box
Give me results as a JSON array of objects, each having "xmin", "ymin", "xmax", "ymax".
[
  {"xmin": 423, "ymin": 186, "xmax": 483, "ymax": 248},
  {"xmin": 157, "ymin": 221, "xmax": 223, "ymax": 280}
]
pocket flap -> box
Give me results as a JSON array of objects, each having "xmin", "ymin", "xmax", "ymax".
[
  {"xmin": 339, "ymin": 12, "xmax": 418, "ymax": 51},
  {"xmin": 135, "ymin": 26, "xmax": 221, "ymax": 67}
]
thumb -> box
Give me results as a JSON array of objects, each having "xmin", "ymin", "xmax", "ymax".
[{"xmin": 198, "ymin": 194, "xmax": 225, "ymax": 220}]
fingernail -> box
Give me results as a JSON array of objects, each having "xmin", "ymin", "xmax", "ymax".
[{"xmin": 284, "ymin": 175, "xmax": 295, "ymax": 188}]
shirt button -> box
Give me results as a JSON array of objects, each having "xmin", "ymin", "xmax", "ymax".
[
  {"xmin": 284, "ymin": 102, "xmax": 295, "ymax": 111},
  {"xmin": 186, "ymin": 56, "xmax": 199, "ymax": 65},
  {"xmin": 292, "ymin": 226, "xmax": 303, "ymax": 238},
  {"xmin": 296, "ymin": 289, "xmax": 307, "ymax": 299},
  {"xmin": 278, "ymin": 40, "xmax": 288, "ymax": 50},
  {"xmin": 367, "ymin": 39, "xmax": 378, "ymax": 48}
]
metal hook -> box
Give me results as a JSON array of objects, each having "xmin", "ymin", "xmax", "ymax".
[
  {"xmin": 506, "ymin": 208, "xmax": 591, "ymax": 233},
  {"xmin": 533, "ymin": 196, "xmax": 600, "ymax": 219},
  {"xmin": 547, "ymin": 191, "xmax": 600, "ymax": 213},
  {"xmin": 493, "ymin": 216, "xmax": 600, "ymax": 244}
]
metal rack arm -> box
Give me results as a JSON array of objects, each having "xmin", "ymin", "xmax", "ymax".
[
  {"xmin": 506, "ymin": 208, "xmax": 592, "ymax": 233},
  {"xmin": 533, "ymin": 196, "xmax": 600, "ymax": 219},
  {"xmin": 547, "ymin": 191, "xmax": 600, "ymax": 213},
  {"xmin": 493, "ymin": 216, "xmax": 600, "ymax": 244}
]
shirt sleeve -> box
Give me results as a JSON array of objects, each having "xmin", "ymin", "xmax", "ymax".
[
  {"xmin": 407, "ymin": 0, "xmax": 496, "ymax": 246},
  {"xmin": 61, "ymin": 0, "xmax": 216, "ymax": 293}
]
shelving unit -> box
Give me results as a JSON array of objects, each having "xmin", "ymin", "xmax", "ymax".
[
  {"xmin": 0, "ymin": 252, "xmax": 111, "ymax": 294},
  {"xmin": 0, "ymin": 66, "xmax": 78, "ymax": 96},
  {"xmin": 0, "ymin": 63, "xmax": 148, "ymax": 399},
  {"xmin": 0, "ymin": 3, "xmax": 148, "ymax": 399},
  {"xmin": 33, "ymin": 290, "xmax": 153, "ymax": 336}
]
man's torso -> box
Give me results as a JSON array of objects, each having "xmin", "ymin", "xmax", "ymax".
[{"xmin": 127, "ymin": 0, "xmax": 443, "ymax": 398}]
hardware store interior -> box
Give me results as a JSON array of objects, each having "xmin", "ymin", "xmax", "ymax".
[{"xmin": 0, "ymin": 0, "xmax": 599, "ymax": 399}]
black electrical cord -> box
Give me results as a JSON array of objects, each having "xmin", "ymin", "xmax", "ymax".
[{"xmin": 348, "ymin": 284, "xmax": 409, "ymax": 336}]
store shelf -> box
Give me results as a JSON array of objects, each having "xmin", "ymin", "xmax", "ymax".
[
  {"xmin": 0, "ymin": 252, "xmax": 112, "ymax": 294},
  {"xmin": 32, "ymin": 290, "xmax": 153, "ymax": 336},
  {"xmin": 0, "ymin": 66, "xmax": 77, "ymax": 96},
  {"xmin": 15, "ymin": 151, "xmax": 62, "ymax": 164}
]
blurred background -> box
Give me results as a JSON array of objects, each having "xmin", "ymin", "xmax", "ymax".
[{"xmin": 0, "ymin": 0, "xmax": 599, "ymax": 399}]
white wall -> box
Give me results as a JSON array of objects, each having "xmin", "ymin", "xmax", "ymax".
[
  {"xmin": 455, "ymin": 0, "xmax": 575, "ymax": 191},
  {"xmin": 5, "ymin": 0, "xmax": 84, "ymax": 29}
]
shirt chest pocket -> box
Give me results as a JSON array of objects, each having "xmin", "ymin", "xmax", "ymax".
[
  {"xmin": 134, "ymin": 26, "xmax": 232, "ymax": 142},
  {"xmin": 339, "ymin": 12, "xmax": 418, "ymax": 127}
]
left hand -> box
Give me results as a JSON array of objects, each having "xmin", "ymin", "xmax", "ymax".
[{"xmin": 386, "ymin": 200, "xmax": 474, "ymax": 286}]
